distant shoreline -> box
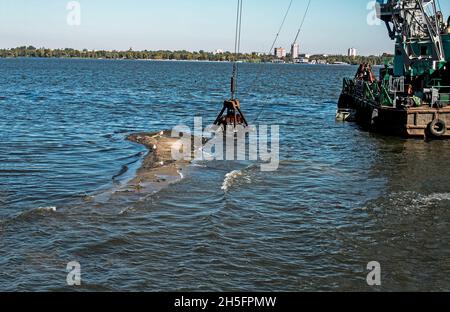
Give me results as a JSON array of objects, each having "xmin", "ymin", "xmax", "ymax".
[
  {"xmin": 0, "ymin": 56, "xmax": 389, "ymax": 67},
  {"xmin": 0, "ymin": 56, "xmax": 370, "ymax": 66},
  {"xmin": 0, "ymin": 47, "xmax": 393, "ymax": 66}
]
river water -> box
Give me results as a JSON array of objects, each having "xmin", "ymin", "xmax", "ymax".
[{"xmin": 0, "ymin": 58, "xmax": 449, "ymax": 291}]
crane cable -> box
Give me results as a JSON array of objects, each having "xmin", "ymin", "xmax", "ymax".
[
  {"xmin": 267, "ymin": 0, "xmax": 295, "ymax": 65},
  {"xmin": 253, "ymin": 0, "xmax": 312, "ymax": 123},
  {"xmin": 436, "ymin": 0, "xmax": 442, "ymax": 15},
  {"xmin": 246, "ymin": 0, "xmax": 294, "ymax": 97},
  {"xmin": 231, "ymin": 0, "xmax": 244, "ymax": 100},
  {"xmin": 293, "ymin": 0, "xmax": 312, "ymax": 45}
]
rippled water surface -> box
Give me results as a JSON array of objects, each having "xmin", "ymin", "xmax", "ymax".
[{"xmin": 1, "ymin": 58, "xmax": 450, "ymax": 291}]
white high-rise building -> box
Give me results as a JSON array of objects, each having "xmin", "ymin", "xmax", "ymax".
[
  {"xmin": 274, "ymin": 47, "xmax": 287, "ymax": 58},
  {"xmin": 348, "ymin": 47, "xmax": 357, "ymax": 57},
  {"xmin": 291, "ymin": 43, "xmax": 300, "ymax": 59}
]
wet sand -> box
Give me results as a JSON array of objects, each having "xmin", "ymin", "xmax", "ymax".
[
  {"xmin": 124, "ymin": 130, "xmax": 192, "ymax": 193},
  {"xmin": 88, "ymin": 130, "xmax": 201, "ymax": 204}
]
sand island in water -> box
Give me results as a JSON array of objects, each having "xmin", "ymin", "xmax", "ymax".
[{"xmin": 125, "ymin": 130, "xmax": 198, "ymax": 193}]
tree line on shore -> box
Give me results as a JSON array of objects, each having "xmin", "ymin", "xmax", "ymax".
[
  {"xmin": 0, "ymin": 46, "xmax": 392, "ymax": 65},
  {"xmin": 309, "ymin": 54, "xmax": 393, "ymax": 66}
]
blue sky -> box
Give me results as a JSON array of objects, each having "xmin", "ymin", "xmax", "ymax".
[{"xmin": 0, "ymin": 0, "xmax": 449, "ymax": 55}]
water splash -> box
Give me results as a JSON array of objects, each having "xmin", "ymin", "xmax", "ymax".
[
  {"xmin": 1, "ymin": 206, "xmax": 58, "ymax": 226},
  {"xmin": 222, "ymin": 170, "xmax": 244, "ymax": 192},
  {"xmin": 365, "ymin": 191, "xmax": 450, "ymax": 215},
  {"xmin": 35, "ymin": 206, "xmax": 57, "ymax": 213}
]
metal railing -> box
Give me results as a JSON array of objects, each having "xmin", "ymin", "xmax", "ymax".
[{"xmin": 342, "ymin": 77, "xmax": 393, "ymax": 107}]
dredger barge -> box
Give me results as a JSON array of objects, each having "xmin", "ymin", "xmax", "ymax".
[{"xmin": 337, "ymin": 0, "xmax": 450, "ymax": 138}]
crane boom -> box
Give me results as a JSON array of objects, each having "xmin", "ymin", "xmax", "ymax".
[{"xmin": 376, "ymin": 0, "xmax": 448, "ymax": 76}]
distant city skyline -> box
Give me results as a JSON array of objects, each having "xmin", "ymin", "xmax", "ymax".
[
  {"xmin": 0, "ymin": 0, "xmax": 449, "ymax": 56},
  {"xmin": 274, "ymin": 47, "xmax": 287, "ymax": 58}
]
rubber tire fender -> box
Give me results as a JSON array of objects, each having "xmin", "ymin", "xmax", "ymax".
[{"xmin": 428, "ymin": 119, "xmax": 447, "ymax": 137}]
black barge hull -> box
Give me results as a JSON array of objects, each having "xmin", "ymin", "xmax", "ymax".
[{"xmin": 337, "ymin": 92, "xmax": 450, "ymax": 139}]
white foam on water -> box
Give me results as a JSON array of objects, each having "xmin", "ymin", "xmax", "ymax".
[
  {"xmin": 119, "ymin": 206, "xmax": 135, "ymax": 216},
  {"xmin": 423, "ymin": 193, "xmax": 450, "ymax": 202},
  {"xmin": 221, "ymin": 164, "xmax": 259, "ymax": 193},
  {"xmin": 406, "ymin": 192, "xmax": 450, "ymax": 212},
  {"xmin": 11, "ymin": 206, "xmax": 58, "ymax": 222},
  {"xmin": 36, "ymin": 206, "xmax": 57, "ymax": 213},
  {"xmin": 221, "ymin": 170, "xmax": 243, "ymax": 192},
  {"xmin": 397, "ymin": 192, "xmax": 450, "ymax": 207},
  {"xmin": 367, "ymin": 191, "xmax": 450, "ymax": 215},
  {"xmin": 190, "ymin": 162, "xmax": 207, "ymax": 168}
]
